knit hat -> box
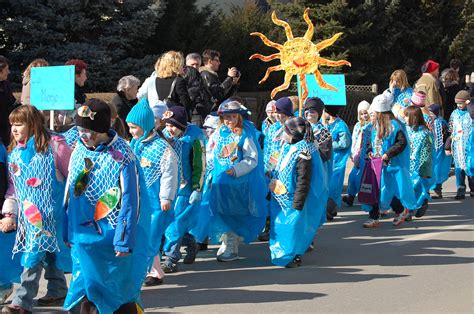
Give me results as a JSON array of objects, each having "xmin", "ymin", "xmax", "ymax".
[
  {"xmin": 411, "ymin": 91, "xmax": 426, "ymax": 107},
  {"xmin": 75, "ymin": 98, "xmax": 111, "ymax": 133},
  {"xmin": 370, "ymin": 91, "xmax": 394, "ymax": 113},
  {"xmin": 428, "ymin": 104, "xmax": 440, "ymax": 117},
  {"xmin": 283, "ymin": 116, "xmax": 314, "ymax": 143},
  {"xmin": 203, "ymin": 114, "xmax": 220, "ymax": 129},
  {"xmin": 217, "ymin": 99, "xmax": 250, "ymax": 116},
  {"xmin": 422, "ymin": 60, "xmax": 440, "ymax": 73},
  {"xmin": 126, "ymin": 98, "xmax": 155, "ymax": 135},
  {"xmin": 357, "ymin": 100, "xmax": 370, "ymax": 113},
  {"xmin": 162, "ymin": 106, "xmax": 188, "ymax": 131},
  {"xmin": 304, "ymin": 97, "xmax": 325, "ymax": 119},
  {"xmin": 455, "ymin": 90, "xmax": 470, "ymax": 104},
  {"xmin": 150, "ymin": 103, "xmax": 167, "ymax": 120},
  {"xmin": 275, "ymin": 97, "xmax": 294, "ymax": 117},
  {"xmin": 266, "ymin": 100, "xmax": 275, "ymax": 113},
  {"xmin": 324, "ymin": 105, "xmax": 343, "ymax": 117}
]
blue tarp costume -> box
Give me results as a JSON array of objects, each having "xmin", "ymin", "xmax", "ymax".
[
  {"xmin": 362, "ymin": 120, "xmax": 417, "ymax": 211},
  {"xmin": 209, "ymin": 121, "xmax": 266, "ymax": 243},
  {"xmin": 0, "ymin": 144, "xmax": 22, "ymax": 289},
  {"xmin": 263, "ymin": 121, "xmax": 284, "ymax": 174},
  {"xmin": 64, "ymin": 132, "xmax": 145, "ymax": 313},
  {"xmin": 347, "ymin": 122, "xmax": 372, "ymax": 197},
  {"xmin": 62, "ymin": 126, "xmax": 79, "ymax": 148},
  {"xmin": 450, "ymin": 109, "xmax": 473, "ymax": 176},
  {"xmin": 430, "ymin": 117, "xmax": 452, "ymax": 189},
  {"xmin": 163, "ymin": 125, "xmax": 205, "ymax": 253},
  {"xmin": 269, "ymin": 140, "xmax": 325, "ymax": 266},
  {"xmin": 8, "ymin": 136, "xmax": 71, "ymax": 271},
  {"xmin": 407, "ymin": 126, "xmax": 433, "ymax": 209},
  {"xmin": 327, "ymin": 118, "xmax": 351, "ymax": 208}
]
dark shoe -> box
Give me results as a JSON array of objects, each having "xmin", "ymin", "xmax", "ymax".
[
  {"xmin": 183, "ymin": 242, "xmax": 199, "ymax": 264},
  {"xmin": 143, "ymin": 276, "xmax": 163, "ymax": 286},
  {"xmin": 415, "ymin": 200, "xmax": 428, "ymax": 218},
  {"xmin": 257, "ymin": 231, "xmax": 269, "ymax": 242},
  {"xmin": 37, "ymin": 295, "xmax": 66, "ymax": 306},
  {"xmin": 342, "ymin": 195, "xmax": 355, "ymax": 207},
  {"xmin": 1, "ymin": 306, "xmax": 32, "ymax": 314},
  {"xmin": 405, "ymin": 212, "xmax": 413, "ymax": 222},
  {"xmin": 431, "ymin": 190, "xmax": 443, "ymax": 199},
  {"xmin": 198, "ymin": 242, "xmax": 208, "ymax": 251},
  {"xmin": 455, "ymin": 188, "xmax": 466, "ymax": 200},
  {"xmin": 161, "ymin": 261, "xmax": 178, "ymax": 273},
  {"xmin": 285, "ymin": 255, "xmax": 302, "ymax": 268}
]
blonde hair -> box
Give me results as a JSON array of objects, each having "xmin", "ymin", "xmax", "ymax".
[
  {"xmin": 8, "ymin": 105, "xmax": 50, "ymax": 153},
  {"xmin": 375, "ymin": 111, "xmax": 395, "ymax": 139},
  {"xmin": 390, "ymin": 69, "xmax": 410, "ymax": 91},
  {"xmin": 155, "ymin": 51, "xmax": 184, "ymax": 78},
  {"xmin": 23, "ymin": 58, "xmax": 49, "ymax": 81}
]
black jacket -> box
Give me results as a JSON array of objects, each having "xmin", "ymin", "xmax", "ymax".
[
  {"xmin": 200, "ymin": 67, "xmax": 237, "ymax": 114},
  {"xmin": 0, "ymin": 80, "xmax": 16, "ymax": 145},
  {"xmin": 155, "ymin": 76, "xmax": 192, "ymax": 117},
  {"xmin": 292, "ymin": 150, "xmax": 313, "ymax": 210},
  {"xmin": 110, "ymin": 91, "xmax": 138, "ymax": 123}
]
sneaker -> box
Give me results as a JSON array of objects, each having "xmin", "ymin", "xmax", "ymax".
[
  {"xmin": 415, "ymin": 200, "xmax": 429, "ymax": 218},
  {"xmin": 143, "ymin": 276, "xmax": 163, "ymax": 287},
  {"xmin": 405, "ymin": 212, "xmax": 413, "ymax": 222},
  {"xmin": 161, "ymin": 260, "xmax": 178, "ymax": 273},
  {"xmin": 0, "ymin": 287, "xmax": 13, "ymax": 305},
  {"xmin": 285, "ymin": 255, "xmax": 302, "ymax": 268},
  {"xmin": 216, "ymin": 252, "xmax": 239, "ymax": 262},
  {"xmin": 393, "ymin": 209, "xmax": 408, "ymax": 226},
  {"xmin": 342, "ymin": 195, "xmax": 355, "ymax": 207},
  {"xmin": 455, "ymin": 188, "xmax": 466, "ymax": 200},
  {"xmin": 183, "ymin": 241, "xmax": 199, "ymax": 264},
  {"xmin": 431, "ymin": 190, "xmax": 443, "ymax": 199},
  {"xmin": 363, "ymin": 219, "xmax": 380, "ymax": 228},
  {"xmin": 37, "ymin": 295, "xmax": 66, "ymax": 306}
]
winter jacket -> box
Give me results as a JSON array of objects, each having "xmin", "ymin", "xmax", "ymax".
[
  {"xmin": 200, "ymin": 66, "xmax": 237, "ymax": 114},
  {"xmin": 415, "ymin": 73, "xmax": 443, "ymax": 107},
  {"xmin": 292, "ymin": 150, "xmax": 312, "ymax": 210},
  {"xmin": 0, "ymin": 80, "xmax": 16, "ymax": 145}
]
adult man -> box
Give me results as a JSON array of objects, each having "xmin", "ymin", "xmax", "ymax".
[
  {"xmin": 186, "ymin": 53, "xmax": 202, "ymax": 69},
  {"xmin": 200, "ymin": 49, "xmax": 240, "ymax": 115},
  {"xmin": 415, "ymin": 59, "xmax": 443, "ymax": 109}
]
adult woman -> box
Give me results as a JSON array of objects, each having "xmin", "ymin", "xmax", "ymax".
[
  {"xmin": 110, "ymin": 75, "xmax": 140, "ymax": 126},
  {"xmin": 441, "ymin": 69, "xmax": 461, "ymax": 120},
  {"xmin": 137, "ymin": 51, "xmax": 192, "ymax": 118},
  {"xmin": 20, "ymin": 59, "xmax": 49, "ymax": 106},
  {"xmin": 0, "ymin": 56, "xmax": 16, "ymax": 145}
]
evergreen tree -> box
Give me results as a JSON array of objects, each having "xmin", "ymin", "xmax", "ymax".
[{"xmin": 449, "ymin": 0, "xmax": 474, "ymax": 71}]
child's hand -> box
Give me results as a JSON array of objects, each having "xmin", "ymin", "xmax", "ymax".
[
  {"xmin": 226, "ymin": 167, "xmax": 235, "ymax": 176},
  {"xmin": 382, "ymin": 153, "xmax": 389, "ymax": 161},
  {"xmin": 0, "ymin": 217, "xmax": 16, "ymax": 233},
  {"xmin": 161, "ymin": 200, "xmax": 171, "ymax": 211},
  {"xmin": 115, "ymin": 251, "xmax": 130, "ymax": 257}
]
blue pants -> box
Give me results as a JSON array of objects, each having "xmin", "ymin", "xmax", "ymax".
[
  {"xmin": 11, "ymin": 252, "xmax": 67, "ymax": 311},
  {"xmin": 455, "ymin": 168, "xmax": 474, "ymax": 191},
  {"xmin": 164, "ymin": 233, "xmax": 196, "ymax": 264}
]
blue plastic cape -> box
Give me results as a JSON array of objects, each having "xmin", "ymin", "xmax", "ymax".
[
  {"xmin": 62, "ymin": 126, "xmax": 79, "ymax": 149},
  {"xmin": 327, "ymin": 118, "xmax": 351, "ymax": 208},
  {"xmin": 269, "ymin": 140, "xmax": 325, "ymax": 266},
  {"xmin": 0, "ymin": 232, "xmax": 22, "ymax": 287},
  {"xmin": 362, "ymin": 119, "xmax": 417, "ymax": 211},
  {"xmin": 450, "ymin": 109, "xmax": 473, "ymax": 175},
  {"xmin": 263, "ymin": 121, "xmax": 284, "ymax": 174},
  {"xmin": 431, "ymin": 117, "xmax": 452, "ymax": 187},
  {"xmin": 209, "ymin": 121, "xmax": 266, "ymax": 243},
  {"xmin": 347, "ymin": 122, "xmax": 372, "ymax": 197}
]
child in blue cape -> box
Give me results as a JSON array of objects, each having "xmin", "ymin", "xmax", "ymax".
[
  {"xmin": 0, "ymin": 141, "xmax": 22, "ymax": 305},
  {"xmin": 404, "ymin": 106, "xmax": 433, "ymax": 219},
  {"xmin": 344, "ymin": 100, "xmax": 371, "ymax": 206},
  {"xmin": 162, "ymin": 106, "xmax": 205, "ymax": 272},
  {"xmin": 323, "ymin": 105, "xmax": 351, "ymax": 220},
  {"xmin": 361, "ymin": 92, "xmax": 417, "ymax": 228},
  {"xmin": 262, "ymin": 100, "xmax": 276, "ymax": 136},
  {"xmin": 445, "ymin": 90, "xmax": 473, "ymax": 199},
  {"xmin": 303, "ymin": 97, "xmax": 332, "ymax": 228},
  {"xmin": 126, "ymin": 100, "xmax": 179, "ymax": 287},
  {"xmin": 64, "ymin": 99, "xmax": 143, "ymax": 314},
  {"xmin": 269, "ymin": 116, "xmax": 325, "ymax": 267},
  {"xmin": 208, "ymin": 99, "xmax": 266, "ymax": 262},
  {"xmin": 427, "ymin": 104, "xmax": 452, "ymax": 199},
  {"xmin": 2, "ymin": 105, "xmax": 71, "ymax": 314}
]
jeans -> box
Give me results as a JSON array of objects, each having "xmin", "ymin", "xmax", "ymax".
[
  {"xmin": 455, "ymin": 168, "xmax": 474, "ymax": 191},
  {"xmin": 11, "ymin": 252, "xmax": 67, "ymax": 311},
  {"xmin": 164, "ymin": 233, "xmax": 196, "ymax": 264}
]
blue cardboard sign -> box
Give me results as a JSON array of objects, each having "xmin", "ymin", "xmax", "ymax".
[
  {"xmin": 297, "ymin": 74, "xmax": 347, "ymax": 106},
  {"xmin": 30, "ymin": 65, "xmax": 75, "ymax": 110}
]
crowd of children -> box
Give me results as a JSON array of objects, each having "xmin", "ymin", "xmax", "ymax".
[{"xmin": 0, "ymin": 70, "xmax": 473, "ymax": 313}]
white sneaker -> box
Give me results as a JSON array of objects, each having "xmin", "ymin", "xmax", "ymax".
[
  {"xmin": 0, "ymin": 286, "xmax": 13, "ymax": 305},
  {"xmin": 217, "ymin": 234, "xmax": 228, "ymax": 257}
]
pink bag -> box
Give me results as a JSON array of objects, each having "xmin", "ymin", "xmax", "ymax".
[{"xmin": 358, "ymin": 157, "xmax": 383, "ymax": 205}]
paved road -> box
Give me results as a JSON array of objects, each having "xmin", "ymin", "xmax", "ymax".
[{"xmin": 12, "ymin": 174, "xmax": 474, "ymax": 313}]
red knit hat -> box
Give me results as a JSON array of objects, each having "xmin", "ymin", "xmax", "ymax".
[{"xmin": 422, "ymin": 60, "xmax": 439, "ymax": 73}]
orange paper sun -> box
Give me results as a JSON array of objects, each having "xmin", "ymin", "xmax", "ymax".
[{"xmin": 250, "ymin": 8, "xmax": 351, "ymax": 101}]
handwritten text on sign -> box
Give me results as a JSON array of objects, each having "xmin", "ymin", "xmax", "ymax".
[
  {"xmin": 297, "ymin": 74, "xmax": 347, "ymax": 106},
  {"xmin": 30, "ymin": 65, "xmax": 75, "ymax": 110}
]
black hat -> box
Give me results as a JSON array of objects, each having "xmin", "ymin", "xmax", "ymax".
[
  {"xmin": 283, "ymin": 116, "xmax": 314, "ymax": 143},
  {"xmin": 162, "ymin": 106, "xmax": 188, "ymax": 131},
  {"xmin": 304, "ymin": 97, "xmax": 325, "ymax": 118},
  {"xmin": 75, "ymin": 99, "xmax": 111, "ymax": 133},
  {"xmin": 324, "ymin": 105, "xmax": 343, "ymax": 117}
]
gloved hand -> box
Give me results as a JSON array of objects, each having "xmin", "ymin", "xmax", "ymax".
[{"xmin": 189, "ymin": 190, "xmax": 202, "ymax": 204}]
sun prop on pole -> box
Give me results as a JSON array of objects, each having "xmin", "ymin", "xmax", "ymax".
[{"xmin": 249, "ymin": 8, "xmax": 351, "ymax": 115}]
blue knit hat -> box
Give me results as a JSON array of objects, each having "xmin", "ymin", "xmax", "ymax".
[
  {"xmin": 275, "ymin": 97, "xmax": 294, "ymax": 117},
  {"xmin": 126, "ymin": 98, "xmax": 155, "ymax": 136}
]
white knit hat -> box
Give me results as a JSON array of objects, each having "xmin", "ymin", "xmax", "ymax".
[
  {"xmin": 266, "ymin": 100, "xmax": 276, "ymax": 113},
  {"xmin": 370, "ymin": 91, "xmax": 394, "ymax": 113},
  {"xmin": 203, "ymin": 115, "xmax": 220, "ymax": 129},
  {"xmin": 357, "ymin": 100, "xmax": 370, "ymax": 113}
]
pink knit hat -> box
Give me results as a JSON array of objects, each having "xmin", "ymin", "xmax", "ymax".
[{"xmin": 411, "ymin": 91, "xmax": 426, "ymax": 107}]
